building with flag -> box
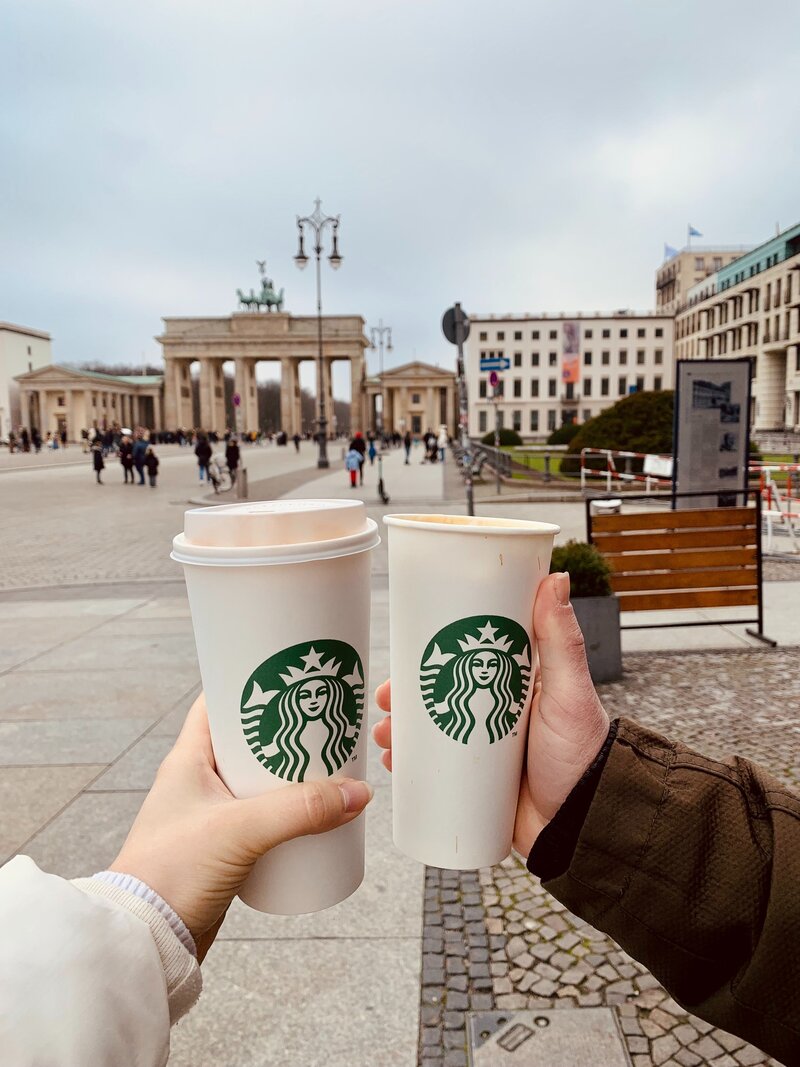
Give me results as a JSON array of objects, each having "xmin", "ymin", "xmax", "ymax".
[
  {"xmin": 656, "ymin": 245, "xmax": 750, "ymax": 313},
  {"xmin": 675, "ymin": 221, "xmax": 800, "ymax": 431}
]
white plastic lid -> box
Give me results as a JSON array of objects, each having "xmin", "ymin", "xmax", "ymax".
[{"xmin": 172, "ymin": 499, "xmax": 380, "ymax": 566}]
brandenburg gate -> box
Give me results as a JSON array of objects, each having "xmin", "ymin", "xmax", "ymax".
[{"xmin": 157, "ymin": 311, "xmax": 369, "ymax": 435}]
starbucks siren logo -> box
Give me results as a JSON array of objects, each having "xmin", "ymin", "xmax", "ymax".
[
  {"xmin": 420, "ymin": 615, "xmax": 531, "ymax": 745},
  {"xmin": 240, "ymin": 639, "xmax": 364, "ymax": 782}
]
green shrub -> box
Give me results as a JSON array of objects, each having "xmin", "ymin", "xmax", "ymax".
[
  {"xmin": 550, "ymin": 540, "xmax": 613, "ymax": 598},
  {"xmin": 749, "ymin": 439, "xmax": 762, "ymax": 461},
  {"xmin": 547, "ymin": 422, "xmax": 582, "ymax": 446},
  {"xmin": 567, "ymin": 390, "xmax": 674, "ymax": 458},
  {"xmin": 481, "ymin": 428, "xmax": 522, "ymax": 447}
]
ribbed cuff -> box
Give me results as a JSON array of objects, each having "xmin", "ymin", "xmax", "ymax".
[{"xmin": 91, "ymin": 871, "xmax": 196, "ymax": 957}]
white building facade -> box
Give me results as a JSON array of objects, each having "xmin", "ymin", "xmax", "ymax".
[
  {"xmin": 0, "ymin": 322, "xmax": 52, "ymax": 441},
  {"xmin": 466, "ymin": 311, "xmax": 674, "ymax": 440}
]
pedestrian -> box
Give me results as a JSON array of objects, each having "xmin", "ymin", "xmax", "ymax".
[
  {"xmin": 7, "ymin": 430, "xmax": 16, "ymax": 453},
  {"xmin": 91, "ymin": 440, "xmax": 104, "ymax": 484},
  {"xmin": 60, "ymin": 427, "xmax": 67, "ymax": 449},
  {"xmin": 350, "ymin": 431, "xmax": 366, "ymax": 485},
  {"xmin": 437, "ymin": 426, "xmax": 449, "ymax": 462},
  {"xmin": 20, "ymin": 427, "xmax": 29, "ymax": 453},
  {"xmin": 368, "ymin": 439, "xmax": 377, "ymax": 466},
  {"xmin": 292, "ymin": 433, "xmax": 301, "ymax": 453},
  {"xmin": 81, "ymin": 428, "xmax": 90, "ymax": 454},
  {"xmin": 403, "ymin": 430, "xmax": 412, "ymax": 464},
  {"xmin": 345, "ymin": 445, "xmax": 362, "ymax": 488},
  {"xmin": 144, "ymin": 446, "xmax": 159, "ymax": 488},
  {"xmin": 119, "ymin": 436, "xmax": 134, "ymax": 483},
  {"xmin": 132, "ymin": 434, "xmax": 148, "ymax": 486},
  {"xmin": 195, "ymin": 434, "xmax": 212, "ymax": 483},
  {"xmin": 31, "ymin": 427, "xmax": 41, "ymax": 453},
  {"xmin": 225, "ymin": 437, "xmax": 240, "ymax": 483}
]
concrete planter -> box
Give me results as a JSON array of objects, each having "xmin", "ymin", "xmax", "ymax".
[{"xmin": 572, "ymin": 595, "xmax": 622, "ymax": 683}]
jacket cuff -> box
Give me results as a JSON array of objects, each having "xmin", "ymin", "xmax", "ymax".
[
  {"xmin": 527, "ymin": 719, "xmax": 619, "ymax": 881},
  {"xmin": 72, "ymin": 877, "xmax": 202, "ymax": 1024}
]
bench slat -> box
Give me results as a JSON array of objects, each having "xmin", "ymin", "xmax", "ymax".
[
  {"xmin": 592, "ymin": 506, "xmax": 754, "ymax": 533},
  {"xmin": 605, "ymin": 547, "xmax": 758, "ymax": 572},
  {"xmin": 611, "ymin": 568, "xmax": 757, "ymax": 592},
  {"xmin": 594, "ymin": 527, "xmax": 756, "ymax": 553},
  {"xmin": 618, "ymin": 588, "xmax": 760, "ymax": 612}
]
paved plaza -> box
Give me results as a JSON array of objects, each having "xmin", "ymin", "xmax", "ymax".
[{"xmin": 0, "ymin": 443, "xmax": 798, "ymax": 1065}]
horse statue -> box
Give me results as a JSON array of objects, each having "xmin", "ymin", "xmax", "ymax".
[
  {"xmin": 236, "ymin": 288, "xmax": 260, "ymax": 312},
  {"xmin": 258, "ymin": 282, "xmax": 284, "ymax": 312}
]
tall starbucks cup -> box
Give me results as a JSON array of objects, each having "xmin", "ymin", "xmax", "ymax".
[
  {"xmin": 172, "ymin": 500, "xmax": 380, "ymax": 914},
  {"xmin": 384, "ymin": 514, "xmax": 559, "ymax": 870}
]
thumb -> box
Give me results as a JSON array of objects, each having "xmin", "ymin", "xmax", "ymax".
[{"xmin": 230, "ymin": 778, "xmax": 374, "ymax": 858}]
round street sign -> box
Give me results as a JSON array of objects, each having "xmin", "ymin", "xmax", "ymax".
[
  {"xmin": 489, "ymin": 371, "xmax": 499, "ymax": 388},
  {"xmin": 232, "ymin": 392, "xmax": 241, "ymax": 407},
  {"xmin": 442, "ymin": 305, "xmax": 470, "ymax": 345}
]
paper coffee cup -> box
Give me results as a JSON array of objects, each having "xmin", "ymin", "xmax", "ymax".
[
  {"xmin": 172, "ymin": 500, "xmax": 380, "ymax": 914},
  {"xmin": 384, "ymin": 513, "xmax": 559, "ymax": 870}
]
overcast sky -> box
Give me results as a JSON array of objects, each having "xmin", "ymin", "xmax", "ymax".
[{"xmin": 3, "ymin": 0, "xmax": 800, "ymax": 398}]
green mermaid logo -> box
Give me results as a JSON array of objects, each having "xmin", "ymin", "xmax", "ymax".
[
  {"xmin": 420, "ymin": 616, "xmax": 531, "ymax": 745},
  {"xmin": 240, "ymin": 640, "xmax": 364, "ymax": 782}
]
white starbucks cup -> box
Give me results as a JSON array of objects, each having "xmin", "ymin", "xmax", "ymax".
[
  {"xmin": 172, "ymin": 499, "xmax": 380, "ymax": 914},
  {"xmin": 384, "ymin": 513, "xmax": 559, "ymax": 870}
]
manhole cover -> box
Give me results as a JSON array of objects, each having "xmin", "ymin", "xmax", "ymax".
[{"xmin": 468, "ymin": 1009, "xmax": 632, "ymax": 1066}]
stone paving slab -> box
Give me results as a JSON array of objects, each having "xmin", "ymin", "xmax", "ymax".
[
  {"xmin": 0, "ymin": 717, "xmax": 151, "ymax": 765},
  {"xmin": 0, "ymin": 764, "xmax": 104, "ymax": 862},
  {"xmin": 86, "ymin": 732, "xmax": 175, "ymax": 790},
  {"xmin": 24, "ymin": 629, "xmax": 198, "ymax": 672},
  {"xmin": 468, "ymin": 1008, "xmax": 632, "ymax": 1065}
]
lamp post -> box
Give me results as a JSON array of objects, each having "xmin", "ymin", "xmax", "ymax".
[
  {"xmin": 294, "ymin": 198, "xmax": 342, "ymax": 468},
  {"xmin": 369, "ymin": 319, "xmax": 392, "ymax": 505}
]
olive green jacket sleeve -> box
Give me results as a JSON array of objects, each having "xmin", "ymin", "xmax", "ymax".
[{"xmin": 542, "ymin": 717, "xmax": 800, "ymax": 1065}]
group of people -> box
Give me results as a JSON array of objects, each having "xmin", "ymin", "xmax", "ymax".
[
  {"xmin": 345, "ymin": 426, "xmax": 452, "ymax": 487},
  {"xmin": 90, "ymin": 428, "xmax": 159, "ymax": 487},
  {"xmin": 5, "ymin": 426, "xmax": 58, "ymax": 452}
]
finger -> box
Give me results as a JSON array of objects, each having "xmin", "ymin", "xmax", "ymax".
[
  {"xmin": 375, "ymin": 679, "xmax": 391, "ymax": 713},
  {"xmin": 533, "ymin": 574, "xmax": 595, "ymax": 698},
  {"xmin": 232, "ymin": 777, "xmax": 374, "ymax": 856},
  {"xmin": 381, "ymin": 750, "xmax": 392, "ymax": 772},
  {"xmin": 170, "ymin": 693, "xmax": 215, "ymax": 764},
  {"xmin": 371, "ymin": 717, "xmax": 391, "ymax": 751}
]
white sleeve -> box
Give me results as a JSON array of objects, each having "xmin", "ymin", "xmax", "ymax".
[{"xmin": 0, "ymin": 855, "xmax": 201, "ymax": 1067}]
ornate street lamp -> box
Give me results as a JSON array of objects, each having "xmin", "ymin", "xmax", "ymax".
[
  {"xmin": 294, "ymin": 198, "xmax": 342, "ymax": 468},
  {"xmin": 370, "ymin": 319, "xmax": 392, "ymax": 504}
]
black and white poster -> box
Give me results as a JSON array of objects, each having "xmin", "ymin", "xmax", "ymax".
[{"xmin": 672, "ymin": 359, "xmax": 752, "ymax": 509}]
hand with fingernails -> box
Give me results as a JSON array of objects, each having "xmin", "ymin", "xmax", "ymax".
[
  {"xmin": 110, "ymin": 694, "xmax": 373, "ymax": 961},
  {"xmin": 372, "ymin": 571, "xmax": 610, "ymax": 858}
]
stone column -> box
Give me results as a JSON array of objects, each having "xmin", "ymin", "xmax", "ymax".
[
  {"xmin": 154, "ymin": 390, "xmax": 163, "ymax": 432},
  {"xmin": 350, "ymin": 357, "xmax": 364, "ymax": 433},
  {"xmin": 199, "ymin": 359, "xmax": 215, "ymax": 430},
  {"xmin": 426, "ymin": 387, "xmax": 436, "ymax": 431},
  {"xmin": 234, "ymin": 358, "xmax": 248, "ymax": 435},
  {"xmin": 163, "ymin": 357, "xmax": 178, "ymax": 428},
  {"xmin": 245, "ymin": 359, "xmax": 259, "ymax": 433},
  {"xmin": 324, "ymin": 359, "xmax": 334, "ymax": 438},
  {"xmin": 293, "ymin": 360, "xmax": 302, "ymax": 436},
  {"xmin": 280, "ymin": 357, "xmax": 293, "ymax": 433},
  {"xmin": 213, "ymin": 362, "xmax": 227, "ymax": 432}
]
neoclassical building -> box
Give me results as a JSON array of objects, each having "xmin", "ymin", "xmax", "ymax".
[
  {"xmin": 366, "ymin": 361, "xmax": 457, "ymax": 435},
  {"xmin": 14, "ymin": 364, "xmax": 163, "ymax": 439},
  {"xmin": 157, "ymin": 312, "xmax": 369, "ymax": 435}
]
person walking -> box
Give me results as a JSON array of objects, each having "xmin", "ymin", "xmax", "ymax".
[
  {"xmin": 31, "ymin": 427, "xmax": 41, "ymax": 453},
  {"xmin": 132, "ymin": 434, "xmax": 148, "ymax": 486},
  {"xmin": 437, "ymin": 426, "xmax": 449, "ymax": 463},
  {"xmin": 91, "ymin": 440, "xmax": 105, "ymax": 484},
  {"xmin": 345, "ymin": 445, "xmax": 362, "ymax": 488},
  {"xmin": 60, "ymin": 427, "xmax": 67, "ymax": 449},
  {"xmin": 119, "ymin": 436, "xmax": 134, "ymax": 484},
  {"xmin": 144, "ymin": 446, "xmax": 159, "ymax": 488},
  {"xmin": 195, "ymin": 434, "xmax": 212, "ymax": 483},
  {"xmin": 350, "ymin": 432, "xmax": 366, "ymax": 485},
  {"xmin": 225, "ymin": 437, "xmax": 240, "ymax": 484},
  {"xmin": 292, "ymin": 433, "xmax": 301, "ymax": 453},
  {"xmin": 367, "ymin": 439, "xmax": 377, "ymax": 466},
  {"xmin": 403, "ymin": 430, "xmax": 412, "ymax": 465},
  {"xmin": 20, "ymin": 427, "xmax": 30, "ymax": 453}
]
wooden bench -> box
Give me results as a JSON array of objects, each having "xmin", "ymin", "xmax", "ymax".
[{"xmin": 587, "ymin": 496, "xmax": 774, "ymax": 644}]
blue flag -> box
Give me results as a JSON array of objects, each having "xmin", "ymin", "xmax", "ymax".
[
  {"xmin": 688, "ymin": 225, "xmax": 702, "ymax": 237},
  {"xmin": 663, "ymin": 243, "xmax": 678, "ymax": 260}
]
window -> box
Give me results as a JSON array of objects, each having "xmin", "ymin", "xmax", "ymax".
[
  {"xmin": 479, "ymin": 381, "xmax": 487, "ymax": 399},
  {"xmin": 479, "ymin": 331, "xmax": 487, "ymax": 341},
  {"xmin": 91, "ymin": 393, "xmax": 97, "ymax": 405},
  {"xmin": 412, "ymin": 392, "xmax": 421, "ymax": 404},
  {"xmin": 654, "ymin": 376, "xmax": 662, "ymax": 391},
  {"xmin": 529, "ymin": 410, "xmax": 539, "ymax": 432},
  {"xmin": 513, "ymin": 379, "xmax": 522, "ymax": 398},
  {"xmin": 654, "ymin": 349, "xmax": 663, "ymax": 364},
  {"xmin": 583, "ymin": 379, "xmax": 592, "ymax": 397},
  {"xmin": 412, "ymin": 415, "xmax": 422, "ymax": 433},
  {"xmin": 514, "ymin": 330, "xmax": 522, "ymax": 341},
  {"xmin": 601, "ymin": 350, "xmax": 610, "ymax": 365},
  {"xmin": 57, "ymin": 395, "xmax": 65, "ymax": 406},
  {"xmin": 497, "ymin": 409, "xmax": 505, "ymax": 429},
  {"xmin": 531, "ymin": 330, "xmax": 540, "ymax": 340},
  {"xmin": 601, "ymin": 377, "xmax": 609, "ymax": 396},
  {"xmin": 549, "ymin": 352, "xmax": 558, "ymax": 366},
  {"xmin": 636, "ymin": 376, "xmax": 645, "ymax": 392},
  {"xmin": 548, "ymin": 379, "xmax": 557, "ymax": 397},
  {"xmin": 514, "ymin": 352, "xmax": 522, "ymax": 367},
  {"xmin": 713, "ymin": 257, "xmax": 722, "ymax": 270},
  {"xmin": 497, "ymin": 331, "xmax": 505, "ymax": 341},
  {"xmin": 584, "ymin": 329, "xmax": 593, "ymax": 339},
  {"xmin": 619, "ymin": 328, "xmax": 628, "ymax": 338},
  {"xmin": 637, "ymin": 327, "xmax": 645, "ymax": 338},
  {"xmin": 531, "ymin": 352, "xmax": 540, "ymax": 366},
  {"xmin": 111, "ymin": 396, "xmax": 117, "ymax": 408},
  {"xmin": 565, "ymin": 382, "xmax": 575, "ymax": 400},
  {"xmin": 636, "ymin": 350, "xmax": 645, "ymax": 365},
  {"xmin": 513, "ymin": 410, "xmax": 522, "ymax": 431},
  {"xmin": 531, "ymin": 380, "xmax": 540, "ymax": 398},
  {"xmin": 496, "ymin": 379, "xmax": 505, "ymax": 397},
  {"xmin": 618, "ymin": 376, "xmax": 627, "ymax": 396},
  {"xmin": 478, "ymin": 411, "xmax": 487, "ymax": 433},
  {"xmin": 27, "ymin": 345, "xmax": 31, "ymax": 355},
  {"xmin": 583, "ymin": 410, "xmax": 591, "ymax": 422},
  {"xmin": 695, "ymin": 257, "xmax": 704, "ymax": 270},
  {"xmin": 547, "ymin": 410, "xmax": 556, "ymax": 431},
  {"xmin": 584, "ymin": 351, "xmax": 592, "ymax": 365},
  {"xmin": 549, "ymin": 330, "xmax": 557, "ymax": 340},
  {"xmin": 619, "ymin": 349, "xmax": 627, "ymax": 365},
  {"xmin": 602, "ymin": 328, "xmax": 610, "ymax": 338}
]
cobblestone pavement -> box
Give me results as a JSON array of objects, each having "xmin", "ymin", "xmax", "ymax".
[
  {"xmin": 762, "ymin": 556, "xmax": 800, "ymax": 582},
  {"xmin": 421, "ymin": 648, "xmax": 799, "ymax": 1067}
]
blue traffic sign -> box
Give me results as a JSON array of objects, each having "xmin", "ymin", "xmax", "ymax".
[{"xmin": 480, "ymin": 357, "xmax": 510, "ymax": 372}]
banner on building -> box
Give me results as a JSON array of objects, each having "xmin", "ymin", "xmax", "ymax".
[
  {"xmin": 561, "ymin": 320, "xmax": 580, "ymax": 385},
  {"xmin": 673, "ymin": 359, "xmax": 752, "ymax": 509}
]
